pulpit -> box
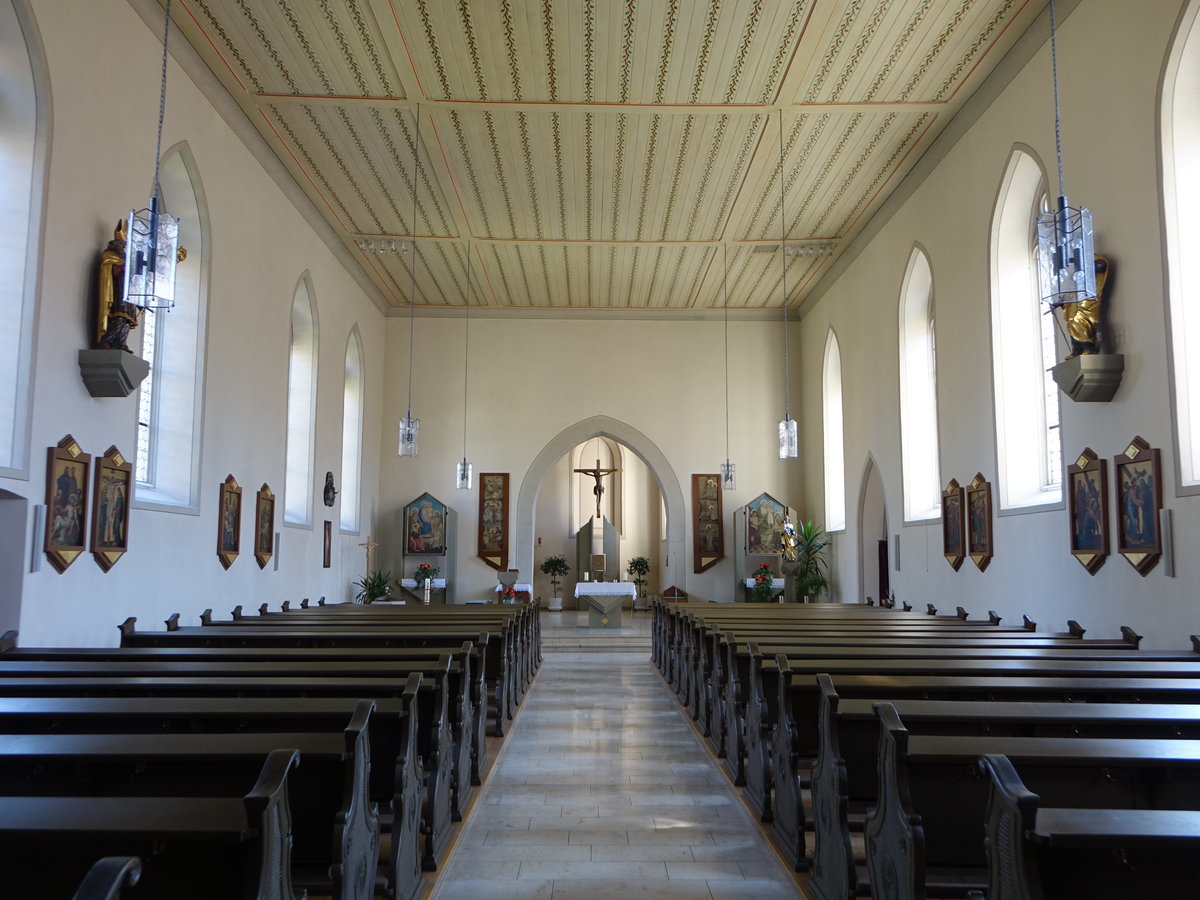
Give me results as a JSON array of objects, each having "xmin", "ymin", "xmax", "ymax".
[{"xmin": 574, "ymin": 582, "xmax": 636, "ymax": 628}]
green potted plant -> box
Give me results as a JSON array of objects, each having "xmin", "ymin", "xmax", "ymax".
[
  {"xmin": 539, "ymin": 554, "xmax": 570, "ymax": 610},
  {"xmin": 792, "ymin": 520, "xmax": 830, "ymax": 601},
  {"xmin": 626, "ymin": 556, "xmax": 651, "ymax": 601},
  {"xmin": 354, "ymin": 569, "xmax": 393, "ymax": 604}
]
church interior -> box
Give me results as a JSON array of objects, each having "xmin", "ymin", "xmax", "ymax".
[{"xmin": 4, "ymin": 0, "xmax": 1200, "ymax": 895}]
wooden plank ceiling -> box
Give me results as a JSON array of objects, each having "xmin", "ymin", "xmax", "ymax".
[{"xmin": 168, "ymin": 0, "xmax": 1045, "ymax": 311}]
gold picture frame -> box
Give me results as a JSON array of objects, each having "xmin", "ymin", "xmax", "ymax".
[
  {"xmin": 91, "ymin": 445, "xmax": 132, "ymax": 572},
  {"xmin": 1114, "ymin": 435, "xmax": 1162, "ymax": 576},
  {"xmin": 44, "ymin": 434, "xmax": 90, "ymax": 573},
  {"xmin": 941, "ymin": 478, "xmax": 965, "ymax": 571},
  {"xmin": 1067, "ymin": 448, "xmax": 1108, "ymax": 574},
  {"xmin": 254, "ymin": 483, "xmax": 275, "ymax": 570},
  {"xmin": 217, "ymin": 474, "xmax": 242, "ymax": 570},
  {"xmin": 966, "ymin": 472, "xmax": 993, "ymax": 572}
]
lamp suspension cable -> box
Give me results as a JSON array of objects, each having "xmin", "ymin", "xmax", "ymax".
[
  {"xmin": 721, "ymin": 243, "xmax": 736, "ymax": 491},
  {"xmin": 777, "ymin": 110, "xmax": 798, "ymax": 458},
  {"xmin": 1049, "ymin": 0, "xmax": 1065, "ymax": 199},
  {"xmin": 399, "ymin": 104, "xmax": 421, "ymax": 457},
  {"xmin": 456, "ymin": 242, "xmax": 473, "ymax": 489},
  {"xmin": 151, "ymin": 0, "xmax": 172, "ymax": 201}
]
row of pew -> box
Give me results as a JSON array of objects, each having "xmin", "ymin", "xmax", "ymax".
[
  {"xmin": 652, "ymin": 600, "xmax": 1200, "ymax": 899},
  {"xmin": 0, "ymin": 598, "xmax": 540, "ymax": 899}
]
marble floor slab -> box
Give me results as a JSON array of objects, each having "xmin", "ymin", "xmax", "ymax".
[{"xmin": 430, "ymin": 650, "xmax": 803, "ymax": 900}]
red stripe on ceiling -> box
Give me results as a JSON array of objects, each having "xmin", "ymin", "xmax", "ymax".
[{"xmin": 179, "ymin": 0, "xmax": 247, "ymax": 94}]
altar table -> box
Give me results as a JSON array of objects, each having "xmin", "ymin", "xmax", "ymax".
[{"xmin": 574, "ymin": 582, "xmax": 637, "ymax": 628}]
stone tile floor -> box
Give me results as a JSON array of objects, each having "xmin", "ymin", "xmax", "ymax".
[{"xmin": 429, "ymin": 646, "xmax": 803, "ymax": 899}]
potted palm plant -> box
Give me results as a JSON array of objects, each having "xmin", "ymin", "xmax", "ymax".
[
  {"xmin": 354, "ymin": 569, "xmax": 393, "ymax": 604},
  {"xmin": 792, "ymin": 520, "xmax": 830, "ymax": 601},
  {"xmin": 539, "ymin": 554, "xmax": 570, "ymax": 611}
]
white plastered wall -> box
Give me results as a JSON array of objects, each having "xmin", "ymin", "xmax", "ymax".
[
  {"xmin": 3, "ymin": 0, "xmax": 386, "ymax": 646},
  {"xmin": 797, "ymin": 0, "xmax": 1196, "ymax": 649}
]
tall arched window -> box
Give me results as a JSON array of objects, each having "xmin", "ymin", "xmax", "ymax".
[
  {"xmin": 339, "ymin": 327, "xmax": 364, "ymax": 532},
  {"xmin": 898, "ymin": 246, "xmax": 942, "ymax": 521},
  {"xmin": 0, "ymin": 0, "xmax": 46, "ymax": 476},
  {"xmin": 1163, "ymin": 0, "xmax": 1200, "ymax": 490},
  {"xmin": 823, "ymin": 329, "xmax": 847, "ymax": 531},
  {"xmin": 284, "ymin": 275, "xmax": 318, "ymax": 525},
  {"xmin": 989, "ymin": 148, "xmax": 1062, "ymax": 509},
  {"xmin": 134, "ymin": 144, "xmax": 208, "ymax": 510}
]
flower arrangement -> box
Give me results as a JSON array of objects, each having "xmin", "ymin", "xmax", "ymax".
[
  {"xmin": 499, "ymin": 585, "xmax": 518, "ymax": 605},
  {"xmin": 751, "ymin": 562, "xmax": 778, "ymax": 603},
  {"xmin": 413, "ymin": 562, "xmax": 439, "ymax": 585}
]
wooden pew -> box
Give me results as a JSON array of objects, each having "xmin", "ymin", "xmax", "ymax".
[
  {"xmin": 72, "ymin": 857, "xmax": 142, "ymax": 900},
  {"xmin": 0, "ymin": 642, "xmax": 483, "ymax": 809},
  {"xmin": 860, "ymin": 703, "xmax": 1200, "ymax": 900},
  {"xmin": 0, "ymin": 668, "xmax": 458, "ymax": 874},
  {"xmin": 0, "ymin": 704, "xmax": 378, "ymax": 900},
  {"xmin": 0, "ymin": 749, "xmax": 302, "ymax": 900},
  {"xmin": 978, "ymin": 753, "xmax": 1200, "ymax": 900},
  {"xmin": 0, "ymin": 692, "xmax": 425, "ymax": 900},
  {"xmin": 124, "ymin": 617, "xmax": 521, "ymax": 738},
  {"xmin": 806, "ymin": 680, "xmax": 1200, "ymax": 896}
]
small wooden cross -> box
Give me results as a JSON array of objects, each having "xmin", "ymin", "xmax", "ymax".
[{"xmin": 358, "ymin": 536, "xmax": 379, "ymax": 574}]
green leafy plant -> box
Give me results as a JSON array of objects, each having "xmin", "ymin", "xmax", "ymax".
[
  {"xmin": 626, "ymin": 556, "xmax": 651, "ymax": 597},
  {"xmin": 413, "ymin": 562, "xmax": 439, "ymax": 585},
  {"xmin": 539, "ymin": 554, "xmax": 570, "ymax": 597},
  {"xmin": 751, "ymin": 562, "xmax": 778, "ymax": 603},
  {"xmin": 792, "ymin": 520, "xmax": 830, "ymax": 600},
  {"xmin": 354, "ymin": 569, "xmax": 393, "ymax": 604}
]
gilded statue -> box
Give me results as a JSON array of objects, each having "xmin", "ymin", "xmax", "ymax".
[
  {"xmin": 781, "ymin": 515, "xmax": 798, "ymax": 563},
  {"xmin": 1060, "ymin": 255, "xmax": 1110, "ymax": 358},
  {"xmin": 95, "ymin": 220, "xmax": 141, "ymax": 352}
]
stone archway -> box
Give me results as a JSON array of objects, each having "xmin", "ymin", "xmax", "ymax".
[{"xmin": 514, "ymin": 416, "xmax": 686, "ymax": 593}]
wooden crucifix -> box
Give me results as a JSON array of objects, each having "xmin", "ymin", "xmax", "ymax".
[
  {"xmin": 574, "ymin": 458, "xmax": 620, "ymax": 520},
  {"xmin": 358, "ymin": 535, "xmax": 379, "ymax": 576}
]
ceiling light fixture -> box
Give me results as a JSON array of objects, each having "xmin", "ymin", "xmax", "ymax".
[
  {"xmin": 398, "ymin": 104, "xmax": 421, "ymax": 458},
  {"xmin": 124, "ymin": 0, "xmax": 180, "ymax": 313},
  {"xmin": 1036, "ymin": 0, "xmax": 1095, "ymax": 309},
  {"xmin": 357, "ymin": 238, "xmax": 399, "ymax": 254},
  {"xmin": 456, "ymin": 242, "xmax": 473, "ymax": 490},
  {"xmin": 777, "ymin": 111, "xmax": 798, "ymax": 459}
]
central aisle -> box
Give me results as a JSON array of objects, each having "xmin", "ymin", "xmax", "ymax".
[{"xmin": 431, "ymin": 649, "xmax": 803, "ymax": 899}]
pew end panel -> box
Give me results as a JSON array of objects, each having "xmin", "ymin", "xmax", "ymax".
[{"xmin": 72, "ymin": 856, "xmax": 142, "ymax": 900}]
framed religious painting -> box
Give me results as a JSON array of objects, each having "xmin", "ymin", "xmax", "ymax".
[
  {"xmin": 91, "ymin": 445, "xmax": 132, "ymax": 572},
  {"xmin": 323, "ymin": 521, "xmax": 332, "ymax": 569},
  {"xmin": 692, "ymin": 474, "xmax": 724, "ymax": 573},
  {"xmin": 1114, "ymin": 435, "xmax": 1162, "ymax": 576},
  {"xmin": 966, "ymin": 473, "xmax": 993, "ymax": 572},
  {"xmin": 1067, "ymin": 448, "xmax": 1109, "ymax": 574},
  {"xmin": 403, "ymin": 492, "xmax": 446, "ymax": 555},
  {"xmin": 745, "ymin": 492, "xmax": 786, "ymax": 555},
  {"xmin": 217, "ymin": 475, "xmax": 242, "ymax": 570},
  {"xmin": 941, "ymin": 478, "xmax": 965, "ymax": 571},
  {"xmin": 477, "ymin": 473, "xmax": 508, "ymax": 570},
  {"xmin": 254, "ymin": 484, "xmax": 275, "ymax": 569},
  {"xmin": 44, "ymin": 434, "xmax": 91, "ymax": 573}
]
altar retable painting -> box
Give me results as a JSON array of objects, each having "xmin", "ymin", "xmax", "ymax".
[
  {"xmin": 745, "ymin": 493, "xmax": 786, "ymax": 555},
  {"xmin": 404, "ymin": 492, "xmax": 447, "ymax": 555}
]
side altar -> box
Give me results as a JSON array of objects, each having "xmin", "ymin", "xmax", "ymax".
[{"xmin": 574, "ymin": 582, "xmax": 636, "ymax": 628}]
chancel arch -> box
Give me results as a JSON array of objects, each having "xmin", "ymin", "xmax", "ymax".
[{"xmin": 516, "ymin": 416, "xmax": 685, "ymax": 600}]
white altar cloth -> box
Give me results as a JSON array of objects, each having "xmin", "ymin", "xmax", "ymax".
[
  {"xmin": 401, "ymin": 578, "xmax": 446, "ymax": 589},
  {"xmin": 574, "ymin": 582, "xmax": 637, "ymax": 598},
  {"xmin": 743, "ymin": 578, "xmax": 785, "ymax": 589},
  {"xmin": 495, "ymin": 584, "xmax": 533, "ymax": 595}
]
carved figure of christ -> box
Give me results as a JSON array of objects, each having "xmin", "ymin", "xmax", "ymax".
[{"xmin": 574, "ymin": 458, "xmax": 620, "ymax": 520}]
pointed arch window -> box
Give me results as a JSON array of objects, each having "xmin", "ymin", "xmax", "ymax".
[
  {"xmin": 133, "ymin": 144, "xmax": 208, "ymax": 511},
  {"xmin": 898, "ymin": 247, "xmax": 942, "ymax": 522},
  {"xmin": 284, "ymin": 276, "xmax": 318, "ymax": 526},
  {"xmin": 0, "ymin": 0, "xmax": 46, "ymax": 476},
  {"xmin": 823, "ymin": 330, "xmax": 846, "ymax": 532},
  {"xmin": 989, "ymin": 148, "xmax": 1062, "ymax": 509},
  {"xmin": 1163, "ymin": 0, "xmax": 1200, "ymax": 490},
  {"xmin": 339, "ymin": 328, "xmax": 364, "ymax": 532}
]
